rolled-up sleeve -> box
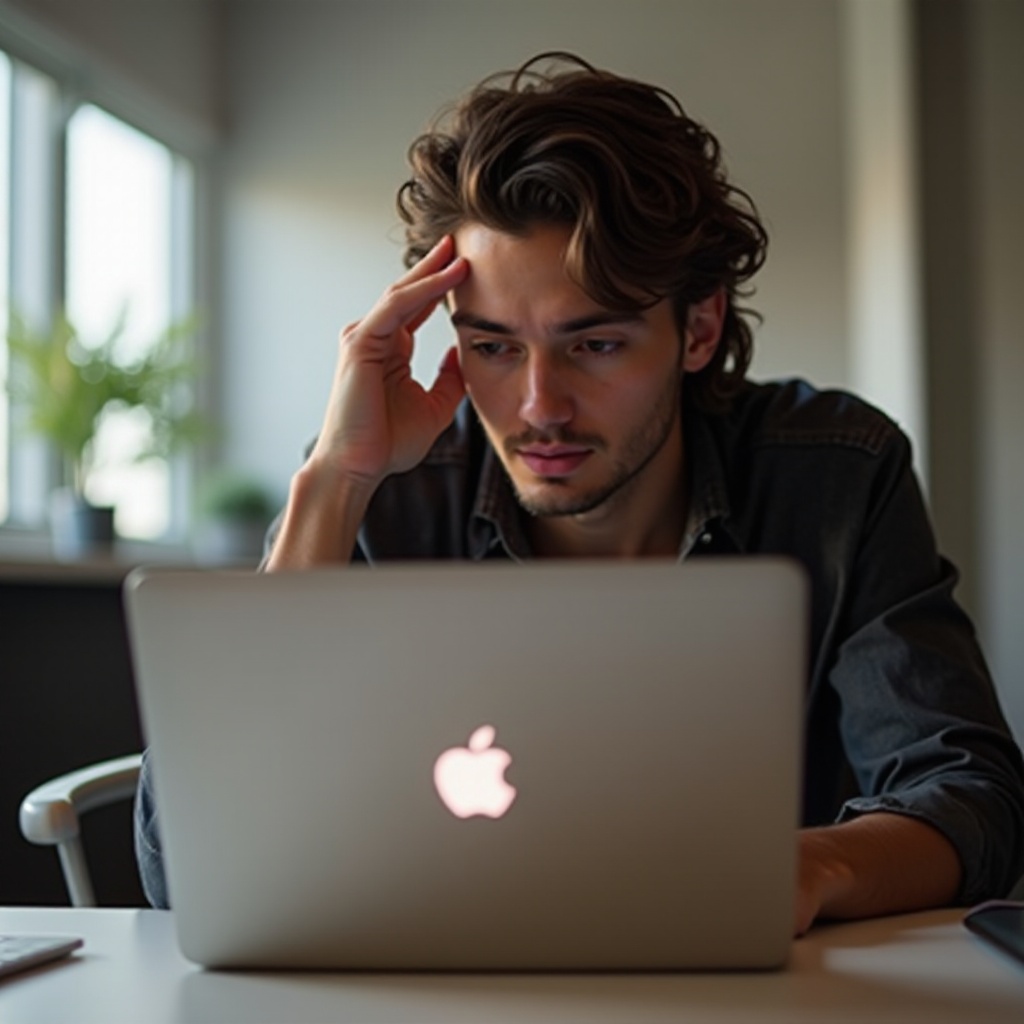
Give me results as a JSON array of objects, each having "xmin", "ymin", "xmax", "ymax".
[{"xmin": 827, "ymin": 434, "xmax": 1024, "ymax": 903}]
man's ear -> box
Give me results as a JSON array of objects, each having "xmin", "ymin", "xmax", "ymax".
[{"xmin": 682, "ymin": 289, "xmax": 726, "ymax": 373}]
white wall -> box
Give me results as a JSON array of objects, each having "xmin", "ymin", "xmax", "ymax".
[
  {"xmin": 0, "ymin": 0, "xmax": 224, "ymax": 147},
  {"xmin": 842, "ymin": 0, "xmax": 926, "ymax": 479},
  {"xmin": 217, "ymin": 0, "xmax": 848, "ymax": 488}
]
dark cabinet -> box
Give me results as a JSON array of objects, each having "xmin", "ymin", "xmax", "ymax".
[{"xmin": 1, "ymin": 569, "xmax": 146, "ymax": 906}]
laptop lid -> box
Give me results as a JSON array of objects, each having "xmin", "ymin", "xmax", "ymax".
[{"xmin": 124, "ymin": 558, "xmax": 806, "ymax": 970}]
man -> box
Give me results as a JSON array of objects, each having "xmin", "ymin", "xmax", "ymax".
[{"xmin": 137, "ymin": 54, "xmax": 1024, "ymax": 933}]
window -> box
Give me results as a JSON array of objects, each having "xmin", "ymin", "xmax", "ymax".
[
  {"xmin": 1, "ymin": 47, "xmax": 197, "ymax": 542},
  {"xmin": 65, "ymin": 105, "xmax": 193, "ymax": 539}
]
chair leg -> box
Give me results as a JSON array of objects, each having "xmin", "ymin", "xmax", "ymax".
[{"xmin": 57, "ymin": 837, "xmax": 96, "ymax": 908}]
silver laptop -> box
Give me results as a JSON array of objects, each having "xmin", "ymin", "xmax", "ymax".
[{"xmin": 124, "ymin": 559, "xmax": 806, "ymax": 971}]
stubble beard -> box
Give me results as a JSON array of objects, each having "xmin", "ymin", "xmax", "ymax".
[{"xmin": 504, "ymin": 375, "xmax": 683, "ymax": 519}]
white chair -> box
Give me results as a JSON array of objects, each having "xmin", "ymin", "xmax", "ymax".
[{"xmin": 19, "ymin": 754, "xmax": 143, "ymax": 907}]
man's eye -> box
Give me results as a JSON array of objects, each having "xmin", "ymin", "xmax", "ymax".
[
  {"xmin": 579, "ymin": 339, "xmax": 622, "ymax": 356},
  {"xmin": 471, "ymin": 340, "xmax": 512, "ymax": 358}
]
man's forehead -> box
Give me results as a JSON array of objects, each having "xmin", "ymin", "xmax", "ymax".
[{"xmin": 446, "ymin": 221, "xmax": 672, "ymax": 336}]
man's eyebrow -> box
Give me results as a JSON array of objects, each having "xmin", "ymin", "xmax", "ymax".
[
  {"xmin": 449, "ymin": 310, "xmax": 645, "ymax": 335},
  {"xmin": 449, "ymin": 311, "xmax": 514, "ymax": 335}
]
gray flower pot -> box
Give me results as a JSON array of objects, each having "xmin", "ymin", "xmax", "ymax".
[{"xmin": 49, "ymin": 489, "xmax": 116, "ymax": 561}]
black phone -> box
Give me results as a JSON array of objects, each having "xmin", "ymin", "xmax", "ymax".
[{"xmin": 963, "ymin": 900, "xmax": 1024, "ymax": 968}]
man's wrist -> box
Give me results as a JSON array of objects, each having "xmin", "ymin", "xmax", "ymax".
[
  {"xmin": 263, "ymin": 459, "xmax": 378, "ymax": 570},
  {"xmin": 799, "ymin": 826, "xmax": 858, "ymax": 921},
  {"xmin": 796, "ymin": 813, "xmax": 963, "ymax": 934},
  {"xmin": 291, "ymin": 457, "xmax": 381, "ymax": 514}
]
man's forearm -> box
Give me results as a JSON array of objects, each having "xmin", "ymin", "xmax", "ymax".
[
  {"xmin": 263, "ymin": 461, "xmax": 376, "ymax": 570},
  {"xmin": 795, "ymin": 812, "xmax": 963, "ymax": 935}
]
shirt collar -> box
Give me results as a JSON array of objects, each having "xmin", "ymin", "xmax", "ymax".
[
  {"xmin": 678, "ymin": 402, "xmax": 736, "ymax": 559},
  {"xmin": 468, "ymin": 445, "xmax": 533, "ymax": 561}
]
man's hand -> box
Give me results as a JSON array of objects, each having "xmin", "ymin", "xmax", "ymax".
[
  {"xmin": 265, "ymin": 236, "xmax": 469, "ymax": 570},
  {"xmin": 794, "ymin": 812, "xmax": 963, "ymax": 936},
  {"xmin": 309, "ymin": 234, "xmax": 469, "ymax": 488}
]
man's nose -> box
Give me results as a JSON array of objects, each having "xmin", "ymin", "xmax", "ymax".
[{"xmin": 519, "ymin": 352, "xmax": 573, "ymax": 431}]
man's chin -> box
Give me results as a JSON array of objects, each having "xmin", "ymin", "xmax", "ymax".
[{"xmin": 513, "ymin": 481, "xmax": 611, "ymax": 519}]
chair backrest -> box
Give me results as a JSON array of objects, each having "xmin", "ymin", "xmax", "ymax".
[{"xmin": 19, "ymin": 754, "xmax": 143, "ymax": 907}]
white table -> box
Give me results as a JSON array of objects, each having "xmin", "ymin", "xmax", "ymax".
[{"xmin": 2, "ymin": 906, "xmax": 1023, "ymax": 1023}]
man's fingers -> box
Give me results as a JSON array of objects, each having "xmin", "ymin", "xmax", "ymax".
[
  {"xmin": 361, "ymin": 254, "xmax": 468, "ymax": 341},
  {"xmin": 423, "ymin": 346, "xmax": 466, "ymax": 427},
  {"xmin": 395, "ymin": 234, "xmax": 456, "ymax": 286},
  {"xmin": 406, "ymin": 296, "xmax": 442, "ymax": 336},
  {"xmin": 372, "ymin": 233, "xmax": 460, "ymax": 334}
]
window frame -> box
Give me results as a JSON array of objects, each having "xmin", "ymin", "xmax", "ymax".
[{"xmin": 0, "ymin": 8, "xmax": 214, "ymax": 544}]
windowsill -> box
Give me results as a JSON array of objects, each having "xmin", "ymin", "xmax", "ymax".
[{"xmin": 0, "ymin": 529, "xmax": 254, "ymax": 584}]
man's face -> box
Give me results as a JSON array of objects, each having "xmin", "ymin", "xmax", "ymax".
[{"xmin": 449, "ymin": 223, "xmax": 692, "ymax": 521}]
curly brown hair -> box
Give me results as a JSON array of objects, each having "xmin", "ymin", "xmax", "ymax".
[{"xmin": 397, "ymin": 53, "xmax": 768, "ymax": 412}]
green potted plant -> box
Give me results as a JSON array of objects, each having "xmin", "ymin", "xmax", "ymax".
[
  {"xmin": 4, "ymin": 309, "xmax": 205, "ymax": 558},
  {"xmin": 193, "ymin": 470, "xmax": 276, "ymax": 565}
]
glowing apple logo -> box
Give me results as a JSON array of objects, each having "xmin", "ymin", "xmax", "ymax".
[{"xmin": 433, "ymin": 725, "xmax": 517, "ymax": 819}]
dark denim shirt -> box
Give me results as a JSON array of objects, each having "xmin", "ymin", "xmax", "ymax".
[{"xmin": 135, "ymin": 378, "xmax": 1024, "ymax": 909}]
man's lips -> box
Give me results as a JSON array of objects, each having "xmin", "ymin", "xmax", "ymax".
[{"xmin": 516, "ymin": 446, "xmax": 592, "ymax": 478}]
